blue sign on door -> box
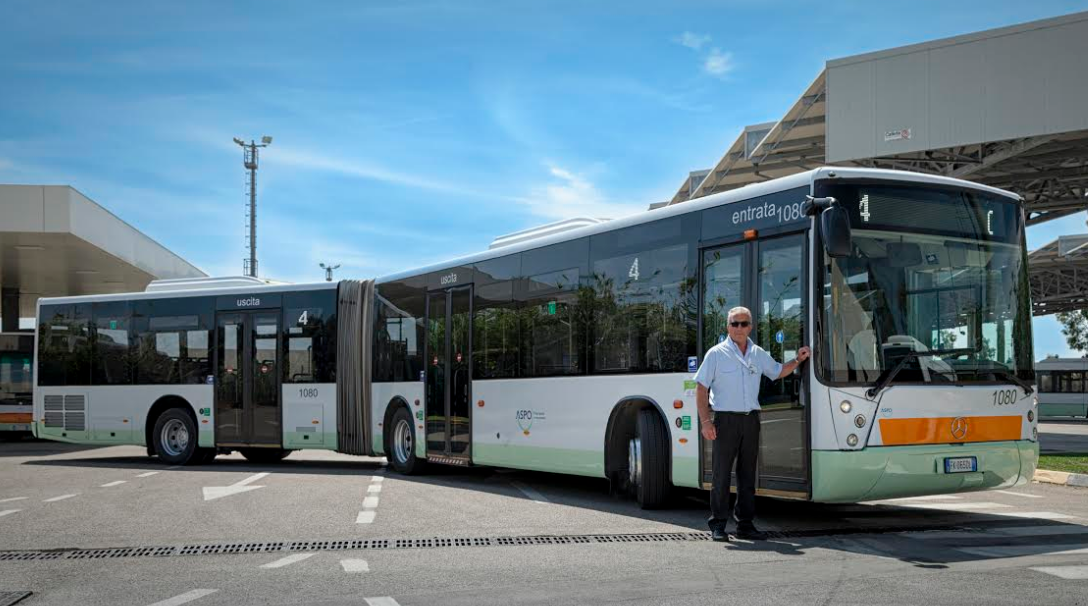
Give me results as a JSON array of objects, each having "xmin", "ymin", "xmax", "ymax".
[
  {"xmin": 775, "ymin": 330, "xmax": 785, "ymax": 344},
  {"xmin": 687, "ymin": 356, "xmax": 698, "ymax": 372}
]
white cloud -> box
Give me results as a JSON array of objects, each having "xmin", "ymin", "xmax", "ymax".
[
  {"xmin": 674, "ymin": 31, "xmax": 711, "ymax": 50},
  {"xmin": 513, "ymin": 164, "xmax": 644, "ymax": 222},
  {"xmin": 704, "ymin": 48, "xmax": 735, "ymax": 78}
]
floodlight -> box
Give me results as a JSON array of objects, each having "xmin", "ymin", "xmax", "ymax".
[{"xmin": 261, "ymin": 136, "xmax": 273, "ymax": 145}]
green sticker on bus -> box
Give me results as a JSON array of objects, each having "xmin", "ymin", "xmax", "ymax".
[
  {"xmin": 547, "ymin": 301, "xmax": 556, "ymax": 315},
  {"xmin": 681, "ymin": 416, "xmax": 691, "ymax": 431}
]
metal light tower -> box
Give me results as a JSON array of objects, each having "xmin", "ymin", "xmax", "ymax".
[
  {"xmin": 319, "ymin": 262, "xmax": 341, "ymax": 282},
  {"xmin": 233, "ymin": 135, "xmax": 273, "ymax": 277}
]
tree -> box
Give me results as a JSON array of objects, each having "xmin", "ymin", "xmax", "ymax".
[{"xmin": 1056, "ymin": 309, "xmax": 1088, "ymax": 353}]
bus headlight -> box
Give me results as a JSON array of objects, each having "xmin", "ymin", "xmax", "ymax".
[
  {"xmin": 1032, "ymin": 427, "xmax": 1038, "ymax": 441},
  {"xmin": 854, "ymin": 414, "xmax": 866, "ymax": 428},
  {"xmin": 847, "ymin": 434, "xmax": 859, "ymax": 446},
  {"xmin": 840, "ymin": 401, "xmax": 852, "ymax": 413},
  {"xmin": 1027, "ymin": 410, "xmax": 1034, "ymax": 422}
]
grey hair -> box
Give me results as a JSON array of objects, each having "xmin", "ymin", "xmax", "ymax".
[{"xmin": 727, "ymin": 306, "xmax": 752, "ymax": 322}]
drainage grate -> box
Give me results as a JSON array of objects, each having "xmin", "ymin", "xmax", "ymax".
[{"xmin": 0, "ymin": 524, "xmax": 989, "ymax": 563}]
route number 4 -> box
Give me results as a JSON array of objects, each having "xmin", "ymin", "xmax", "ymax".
[
  {"xmin": 629, "ymin": 257, "xmax": 640, "ymax": 281},
  {"xmin": 297, "ymin": 310, "xmax": 308, "ymax": 326}
]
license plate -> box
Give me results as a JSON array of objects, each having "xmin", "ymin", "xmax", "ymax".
[{"xmin": 945, "ymin": 456, "xmax": 978, "ymax": 473}]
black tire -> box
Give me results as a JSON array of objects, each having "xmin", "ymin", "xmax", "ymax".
[
  {"xmin": 240, "ymin": 448, "xmax": 291, "ymax": 464},
  {"xmin": 387, "ymin": 407, "xmax": 425, "ymax": 475},
  {"xmin": 633, "ymin": 408, "xmax": 671, "ymax": 509},
  {"xmin": 152, "ymin": 408, "xmax": 200, "ymax": 465}
]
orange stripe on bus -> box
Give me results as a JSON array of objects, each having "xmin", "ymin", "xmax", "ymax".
[
  {"xmin": 0, "ymin": 412, "xmax": 32, "ymax": 423},
  {"xmin": 878, "ymin": 416, "xmax": 1022, "ymax": 446}
]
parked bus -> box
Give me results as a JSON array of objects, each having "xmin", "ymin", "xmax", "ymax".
[
  {"xmin": 1035, "ymin": 357, "xmax": 1088, "ymax": 419},
  {"xmin": 0, "ymin": 333, "xmax": 34, "ymax": 438},
  {"xmin": 34, "ymin": 167, "xmax": 1038, "ymax": 507}
]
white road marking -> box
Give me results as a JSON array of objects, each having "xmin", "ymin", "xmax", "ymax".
[
  {"xmin": 992, "ymin": 511, "xmax": 1078, "ymax": 520},
  {"xmin": 897, "ymin": 502, "xmax": 1011, "ymax": 511},
  {"xmin": 0, "ymin": 497, "xmax": 28, "ymax": 503},
  {"xmin": 137, "ymin": 471, "xmax": 160, "ymax": 478},
  {"xmin": 145, "ymin": 589, "xmax": 218, "ymax": 606},
  {"xmin": 371, "ymin": 476, "xmax": 384, "ymax": 483},
  {"xmin": 260, "ymin": 553, "xmax": 316, "ymax": 569},
  {"xmin": 202, "ymin": 472, "xmax": 269, "ymax": 501},
  {"xmin": 101, "ymin": 481, "xmax": 127, "ymax": 488},
  {"xmin": 44, "ymin": 494, "xmax": 79, "ymax": 503},
  {"xmin": 511, "ymin": 481, "xmax": 550, "ymax": 504},
  {"xmin": 363, "ymin": 496, "xmax": 379, "ymax": 509},
  {"xmin": 0, "ymin": 510, "xmax": 21, "ymax": 518},
  {"xmin": 341, "ymin": 559, "xmax": 370, "ymax": 572},
  {"xmin": 367, "ymin": 484, "xmax": 382, "ymax": 493},
  {"xmin": 356, "ymin": 511, "xmax": 376, "ymax": 524},
  {"xmin": 1030, "ymin": 565, "xmax": 1088, "ymax": 580},
  {"xmin": 364, "ymin": 598, "xmax": 400, "ymax": 606},
  {"xmin": 959, "ymin": 544, "xmax": 1088, "ymax": 558},
  {"xmin": 993, "ymin": 490, "xmax": 1043, "ymax": 498},
  {"xmin": 167, "ymin": 465, "xmax": 182, "ymax": 470}
]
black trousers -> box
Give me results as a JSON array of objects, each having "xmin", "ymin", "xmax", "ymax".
[{"xmin": 709, "ymin": 410, "xmax": 760, "ymax": 532}]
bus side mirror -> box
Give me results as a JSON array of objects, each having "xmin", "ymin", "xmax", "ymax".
[
  {"xmin": 821, "ymin": 206, "xmax": 852, "ymax": 258},
  {"xmin": 803, "ymin": 196, "xmax": 852, "ymax": 258}
]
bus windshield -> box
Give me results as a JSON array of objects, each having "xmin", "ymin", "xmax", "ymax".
[{"xmin": 817, "ymin": 183, "xmax": 1034, "ymax": 385}]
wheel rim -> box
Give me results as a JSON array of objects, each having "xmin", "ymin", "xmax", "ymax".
[
  {"xmin": 160, "ymin": 419, "xmax": 189, "ymax": 458},
  {"xmin": 628, "ymin": 437, "xmax": 642, "ymax": 489},
  {"xmin": 393, "ymin": 417, "xmax": 413, "ymax": 464}
]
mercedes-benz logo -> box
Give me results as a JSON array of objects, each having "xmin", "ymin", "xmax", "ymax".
[{"xmin": 950, "ymin": 417, "xmax": 968, "ymax": 440}]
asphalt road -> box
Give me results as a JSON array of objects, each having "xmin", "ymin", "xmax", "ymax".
[
  {"xmin": 1, "ymin": 441, "xmax": 1087, "ymax": 606},
  {"xmin": 1039, "ymin": 420, "xmax": 1088, "ymax": 454}
]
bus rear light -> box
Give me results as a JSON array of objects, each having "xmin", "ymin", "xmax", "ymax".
[
  {"xmin": 673, "ymin": 399, "xmax": 683, "ymax": 409},
  {"xmin": 312, "ymin": 419, "xmax": 320, "ymax": 424},
  {"xmin": 1027, "ymin": 410, "xmax": 1034, "ymax": 422},
  {"xmin": 1032, "ymin": 428, "xmax": 1038, "ymax": 440},
  {"xmin": 846, "ymin": 434, "xmax": 859, "ymax": 446},
  {"xmin": 678, "ymin": 438, "xmax": 688, "ymax": 444},
  {"xmin": 854, "ymin": 414, "xmax": 866, "ymax": 428},
  {"xmin": 414, "ymin": 399, "xmax": 420, "ymax": 406},
  {"xmin": 478, "ymin": 400, "xmax": 485, "ymax": 407},
  {"xmin": 840, "ymin": 401, "xmax": 852, "ymax": 413},
  {"xmin": 744, "ymin": 229, "xmax": 758, "ymax": 240}
]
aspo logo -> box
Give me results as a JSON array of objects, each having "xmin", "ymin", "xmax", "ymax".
[
  {"xmin": 950, "ymin": 417, "xmax": 969, "ymax": 440},
  {"xmin": 236, "ymin": 297, "xmax": 261, "ymax": 308},
  {"xmin": 516, "ymin": 409, "xmax": 545, "ymax": 435}
]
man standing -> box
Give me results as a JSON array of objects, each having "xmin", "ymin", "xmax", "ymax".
[{"xmin": 694, "ymin": 306, "xmax": 810, "ymax": 542}]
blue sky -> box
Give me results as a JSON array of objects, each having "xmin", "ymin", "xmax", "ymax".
[{"xmin": 1, "ymin": 0, "xmax": 1086, "ymax": 357}]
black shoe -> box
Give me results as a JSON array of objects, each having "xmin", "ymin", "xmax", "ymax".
[
  {"xmin": 711, "ymin": 528, "xmax": 730, "ymax": 542},
  {"xmin": 735, "ymin": 526, "xmax": 768, "ymax": 541}
]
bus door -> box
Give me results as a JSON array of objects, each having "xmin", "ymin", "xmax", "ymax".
[
  {"xmin": 424, "ymin": 286, "xmax": 472, "ymax": 463},
  {"xmin": 215, "ymin": 311, "xmax": 282, "ymax": 447},
  {"xmin": 698, "ymin": 234, "xmax": 808, "ymax": 497}
]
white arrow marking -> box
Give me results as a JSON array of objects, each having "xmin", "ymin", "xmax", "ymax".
[
  {"xmin": 0, "ymin": 510, "xmax": 21, "ymax": 518},
  {"xmin": 0, "ymin": 497, "xmax": 27, "ymax": 504},
  {"xmin": 145, "ymin": 589, "xmax": 218, "ymax": 606},
  {"xmin": 44, "ymin": 494, "xmax": 79, "ymax": 503},
  {"xmin": 341, "ymin": 559, "xmax": 370, "ymax": 573},
  {"xmin": 202, "ymin": 472, "xmax": 270, "ymax": 501},
  {"xmin": 364, "ymin": 598, "xmax": 400, "ymax": 606}
]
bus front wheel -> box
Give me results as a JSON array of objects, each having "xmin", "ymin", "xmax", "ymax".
[
  {"xmin": 629, "ymin": 408, "xmax": 670, "ymax": 509},
  {"xmin": 152, "ymin": 408, "xmax": 200, "ymax": 465}
]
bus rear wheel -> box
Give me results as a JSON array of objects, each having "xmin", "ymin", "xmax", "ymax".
[
  {"xmin": 240, "ymin": 449, "xmax": 291, "ymax": 464},
  {"xmin": 387, "ymin": 407, "xmax": 424, "ymax": 475},
  {"xmin": 152, "ymin": 408, "xmax": 200, "ymax": 465},
  {"xmin": 629, "ymin": 408, "xmax": 671, "ymax": 509}
]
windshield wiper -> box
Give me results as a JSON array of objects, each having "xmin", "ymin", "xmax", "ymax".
[
  {"xmin": 866, "ymin": 348, "xmax": 975, "ymax": 399},
  {"xmin": 989, "ymin": 369, "xmax": 1035, "ymax": 396}
]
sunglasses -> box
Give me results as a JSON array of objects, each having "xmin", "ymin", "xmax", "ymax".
[{"xmin": 729, "ymin": 321, "xmax": 751, "ymax": 328}]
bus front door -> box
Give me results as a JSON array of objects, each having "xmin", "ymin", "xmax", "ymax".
[
  {"xmin": 424, "ymin": 286, "xmax": 472, "ymax": 464},
  {"xmin": 215, "ymin": 312, "xmax": 282, "ymax": 447}
]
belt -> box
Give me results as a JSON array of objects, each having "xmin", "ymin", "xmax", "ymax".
[{"xmin": 714, "ymin": 410, "xmax": 760, "ymax": 416}]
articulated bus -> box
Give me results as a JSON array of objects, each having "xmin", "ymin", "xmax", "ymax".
[
  {"xmin": 33, "ymin": 167, "xmax": 1038, "ymax": 507},
  {"xmin": 1034, "ymin": 357, "xmax": 1088, "ymax": 419},
  {"xmin": 0, "ymin": 333, "xmax": 34, "ymax": 438}
]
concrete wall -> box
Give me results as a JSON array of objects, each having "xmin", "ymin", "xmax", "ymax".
[{"xmin": 827, "ymin": 11, "xmax": 1088, "ymax": 163}]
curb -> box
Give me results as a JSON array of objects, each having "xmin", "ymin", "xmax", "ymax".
[{"xmin": 1034, "ymin": 468, "xmax": 1088, "ymax": 487}]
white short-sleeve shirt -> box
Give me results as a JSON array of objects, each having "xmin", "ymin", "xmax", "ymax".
[{"xmin": 693, "ymin": 337, "xmax": 783, "ymax": 413}]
